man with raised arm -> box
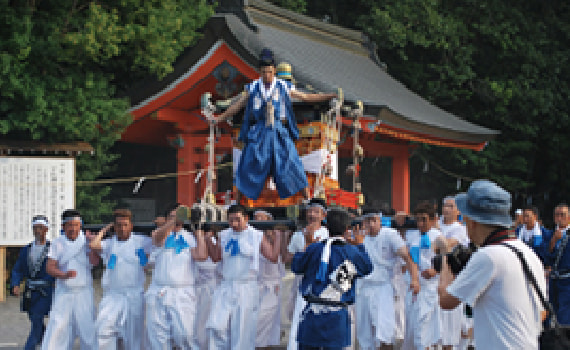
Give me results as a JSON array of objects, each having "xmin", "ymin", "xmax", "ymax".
[
  {"xmin": 88, "ymin": 209, "xmax": 153, "ymax": 350},
  {"xmin": 145, "ymin": 205, "xmax": 208, "ymax": 349},
  {"xmin": 42, "ymin": 210, "xmax": 99, "ymax": 350},
  {"xmin": 213, "ymin": 48, "xmax": 336, "ymax": 201},
  {"xmin": 206, "ymin": 204, "xmax": 281, "ymax": 349}
]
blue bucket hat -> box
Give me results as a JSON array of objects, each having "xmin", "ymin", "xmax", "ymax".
[{"xmin": 455, "ymin": 180, "xmax": 512, "ymax": 228}]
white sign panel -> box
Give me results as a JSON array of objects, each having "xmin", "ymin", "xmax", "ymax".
[{"xmin": 0, "ymin": 157, "xmax": 75, "ymax": 246}]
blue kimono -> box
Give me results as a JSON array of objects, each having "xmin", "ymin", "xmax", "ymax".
[
  {"xmin": 515, "ymin": 225, "xmax": 550, "ymax": 261},
  {"xmin": 236, "ymin": 78, "xmax": 309, "ymax": 200},
  {"xmin": 291, "ymin": 240, "xmax": 372, "ymax": 348},
  {"xmin": 10, "ymin": 241, "xmax": 55, "ymax": 350},
  {"xmin": 541, "ymin": 231, "xmax": 570, "ymax": 325}
]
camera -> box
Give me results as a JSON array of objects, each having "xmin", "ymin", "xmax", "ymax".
[{"xmin": 432, "ymin": 243, "xmax": 477, "ymax": 275}]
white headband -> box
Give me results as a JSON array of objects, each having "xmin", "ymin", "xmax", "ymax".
[
  {"xmin": 253, "ymin": 210, "xmax": 273, "ymax": 220},
  {"xmin": 32, "ymin": 219, "xmax": 49, "ymax": 227},
  {"xmin": 62, "ymin": 216, "xmax": 82, "ymax": 224},
  {"xmin": 308, "ymin": 203, "xmax": 326, "ymax": 212},
  {"xmin": 363, "ymin": 212, "xmax": 382, "ymax": 219}
]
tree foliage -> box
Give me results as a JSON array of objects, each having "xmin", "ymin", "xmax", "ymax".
[
  {"xmin": 0, "ymin": 0, "xmax": 213, "ymax": 222},
  {"xmin": 271, "ymin": 0, "xmax": 570, "ymax": 216}
]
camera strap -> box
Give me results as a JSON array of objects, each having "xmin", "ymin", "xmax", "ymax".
[{"xmin": 500, "ymin": 242, "xmax": 570, "ymax": 346}]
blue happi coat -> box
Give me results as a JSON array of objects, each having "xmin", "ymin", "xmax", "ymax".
[
  {"xmin": 236, "ymin": 78, "xmax": 308, "ymax": 200},
  {"xmin": 10, "ymin": 242, "xmax": 54, "ymax": 316},
  {"xmin": 291, "ymin": 240, "xmax": 372, "ymax": 348},
  {"xmin": 541, "ymin": 231, "xmax": 570, "ymax": 325}
]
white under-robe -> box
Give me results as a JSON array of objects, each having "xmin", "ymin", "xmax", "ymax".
[
  {"xmin": 42, "ymin": 232, "xmax": 96, "ymax": 350},
  {"xmin": 206, "ymin": 225, "xmax": 264, "ymax": 350},
  {"xmin": 256, "ymin": 254, "xmax": 285, "ymax": 347},
  {"xmin": 145, "ymin": 228, "xmax": 199, "ymax": 349},
  {"xmin": 96, "ymin": 234, "xmax": 152, "ymax": 350},
  {"xmin": 195, "ymin": 256, "xmax": 220, "ymax": 349},
  {"xmin": 356, "ymin": 228, "xmax": 406, "ymax": 349}
]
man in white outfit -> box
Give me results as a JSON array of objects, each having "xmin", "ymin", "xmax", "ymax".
[
  {"xmin": 438, "ymin": 197, "xmax": 469, "ymax": 350},
  {"xmin": 195, "ymin": 223, "xmax": 222, "ymax": 350},
  {"xmin": 42, "ymin": 209, "xmax": 100, "ymax": 350},
  {"xmin": 439, "ymin": 180, "xmax": 546, "ymax": 349},
  {"xmin": 402, "ymin": 202, "xmax": 446, "ymax": 350},
  {"xmin": 206, "ymin": 204, "xmax": 282, "ymax": 349},
  {"xmin": 356, "ymin": 212, "xmax": 420, "ymax": 350},
  {"xmin": 254, "ymin": 210, "xmax": 286, "ymax": 349},
  {"xmin": 89, "ymin": 208, "xmax": 153, "ymax": 350},
  {"xmin": 145, "ymin": 205, "xmax": 208, "ymax": 349},
  {"xmin": 284, "ymin": 199, "xmax": 329, "ymax": 350}
]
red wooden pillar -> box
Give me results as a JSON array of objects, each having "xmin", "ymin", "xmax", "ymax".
[{"xmin": 391, "ymin": 145, "xmax": 410, "ymax": 214}]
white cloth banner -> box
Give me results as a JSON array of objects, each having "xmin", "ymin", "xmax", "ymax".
[{"xmin": 232, "ymin": 148, "xmax": 338, "ymax": 181}]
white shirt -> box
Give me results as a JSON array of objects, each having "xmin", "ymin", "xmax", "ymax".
[
  {"xmin": 287, "ymin": 226, "xmax": 329, "ymax": 254},
  {"xmin": 362, "ymin": 227, "xmax": 405, "ymax": 283},
  {"xmin": 48, "ymin": 232, "xmax": 92, "ymax": 289},
  {"xmin": 406, "ymin": 228, "xmax": 442, "ymax": 272},
  {"xmin": 30, "ymin": 241, "xmax": 47, "ymax": 264},
  {"xmin": 100, "ymin": 234, "xmax": 153, "ymax": 290},
  {"xmin": 447, "ymin": 240, "xmax": 546, "ymax": 349},
  {"xmin": 440, "ymin": 221, "xmax": 469, "ymax": 247},
  {"xmin": 151, "ymin": 228, "xmax": 197, "ymax": 286},
  {"xmin": 219, "ymin": 225, "xmax": 264, "ymax": 282},
  {"xmin": 518, "ymin": 222, "xmax": 542, "ymax": 243}
]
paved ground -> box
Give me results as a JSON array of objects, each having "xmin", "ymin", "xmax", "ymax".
[{"xmin": 0, "ymin": 271, "xmax": 295, "ymax": 349}]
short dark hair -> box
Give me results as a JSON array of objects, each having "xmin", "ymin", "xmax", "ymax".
[
  {"xmin": 228, "ymin": 204, "xmax": 248, "ymax": 217},
  {"xmin": 523, "ymin": 205, "xmax": 540, "ymax": 219},
  {"xmin": 113, "ymin": 208, "xmax": 132, "ymax": 222},
  {"xmin": 62, "ymin": 209, "xmax": 81, "ymax": 221},
  {"xmin": 326, "ymin": 208, "xmax": 351, "ymax": 236},
  {"xmin": 413, "ymin": 201, "xmax": 437, "ymax": 219}
]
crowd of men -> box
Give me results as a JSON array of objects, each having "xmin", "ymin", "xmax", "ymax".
[{"xmin": 9, "ymin": 180, "xmax": 570, "ymax": 349}]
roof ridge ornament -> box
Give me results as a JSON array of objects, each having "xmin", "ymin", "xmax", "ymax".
[{"xmin": 216, "ymin": 0, "xmax": 258, "ymax": 32}]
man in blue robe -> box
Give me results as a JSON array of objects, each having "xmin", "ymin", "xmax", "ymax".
[
  {"xmin": 291, "ymin": 208, "xmax": 373, "ymax": 349},
  {"xmin": 10, "ymin": 215, "xmax": 55, "ymax": 350},
  {"xmin": 542, "ymin": 203, "xmax": 570, "ymax": 325},
  {"xmin": 215, "ymin": 48, "xmax": 337, "ymax": 201}
]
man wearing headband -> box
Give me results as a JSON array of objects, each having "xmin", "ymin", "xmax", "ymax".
[
  {"xmin": 88, "ymin": 208, "xmax": 153, "ymax": 350},
  {"xmin": 253, "ymin": 210, "xmax": 285, "ymax": 349},
  {"xmin": 195, "ymin": 223, "xmax": 222, "ymax": 350},
  {"xmin": 438, "ymin": 180, "xmax": 546, "ymax": 349},
  {"xmin": 291, "ymin": 208, "xmax": 372, "ymax": 349},
  {"xmin": 145, "ymin": 204, "xmax": 208, "ymax": 349},
  {"xmin": 206, "ymin": 204, "xmax": 282, "ymax": 349},
  {"xmin": 355, "ymin": 212, "xmax": 419, "ymax": 350},
  {"xmin": 285, "ymin": 198, "xmax": 329, "ymax": 350},
  {"xmin": 214, "ymin": 48, "xmax": 337, "ymax": 202},
  {"xmin": 42, "ymin": 209, "xmax": 99, "ymax": 350},
  {"xmin": 10, "ymin": 215, "xmax": 55, "ymax": 350},
  {"xmin": 402, "ymin": 202, "xmax": 446, "ymax": 350}
]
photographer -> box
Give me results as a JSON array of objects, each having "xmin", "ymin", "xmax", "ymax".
[{"xmin": 438, "ymin": 180, "xmax": 546, "ymax": 349}]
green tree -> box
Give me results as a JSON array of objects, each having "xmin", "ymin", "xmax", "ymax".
[
  {"xmin": 271, "ymin": 0, "xmax": 570, "ymax": 215},
  {"xmin": 0, "ymin": 0, "xmax": 214, "ymax": 222}
]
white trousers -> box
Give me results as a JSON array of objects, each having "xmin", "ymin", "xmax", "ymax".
[
  {"xmin": 41, "ymin": 286, "xmax": 96, "ymax": 350},
  {"xmin": 256, "ymin": 279, "xmax": 282, "ymax": 347},
  {"xmin": 145, "ymin": 284, "xmax": 198, "ymax": 349},
  {"xmin": 96, "ymin": 289, "xmax": 144, "ymax": 350},
  {"xmin": 356, "ymin": 282, "xmax": 395, "ymax": 349},
  {"xmin": 196, "ymin": 279, "xmax": 218, "ymax": 350},
  {"xmin": 439, "ymin": 304, "xmax": 464, "ymax": 346},
  {"xmin": 402, "ymin": 281, "xmax": 440, "ymax": 350},
  {"xmin": 206, "ymin": 280, "xmax": 259, "ymax": 350}
]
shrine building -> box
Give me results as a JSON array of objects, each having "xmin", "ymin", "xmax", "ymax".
[{"xmin": 116, "ymin": 0, "xmax": 498, "ymax": 217}]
